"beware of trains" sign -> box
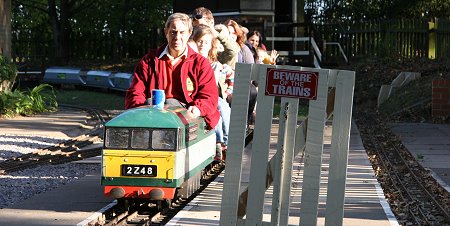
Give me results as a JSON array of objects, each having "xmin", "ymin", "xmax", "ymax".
[{"xmin": 265, "ymin": 68, "xmax": 318, "ymax": 100}]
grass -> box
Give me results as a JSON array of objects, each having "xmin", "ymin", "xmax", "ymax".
[{"xmin": 55, "ymin": 88, "xmax": 126, "ymax": 110}]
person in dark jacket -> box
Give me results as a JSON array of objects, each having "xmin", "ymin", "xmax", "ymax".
[{"xmin": 125, "ymin": 12, "xmax": 220, "ymax": 129}]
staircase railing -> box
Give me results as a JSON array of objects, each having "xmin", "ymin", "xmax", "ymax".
[{"xmin": 265, "ymin": 36, "xmax": 322, "ymax": 68}]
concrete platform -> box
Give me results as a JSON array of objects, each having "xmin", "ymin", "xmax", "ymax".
[
  {"xmin": 388, "ymin": 123, "xmax": 450, "ymax": 192},
  {"xmin": 167, "ymin": 121, "xmax": 399, "ymax": 226}
]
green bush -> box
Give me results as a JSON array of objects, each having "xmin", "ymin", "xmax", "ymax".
[{"xmin": 0, "ymin": 84, "xmax": 58, "ymax": 117}]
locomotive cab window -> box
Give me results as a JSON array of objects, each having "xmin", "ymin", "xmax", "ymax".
[
  {"xmin": 152, "ymin": 130, "xmax": 176, "ymax": 150},
  {"xmin": 105, "ymin": 128, "xmax": 129, "ymax": 149},
  {"xmin": 105, "ymin": 127, "xmax": 177, "ymax": 150},
  {"xmin": 131, "ymin": 129, "xmax": 150, "ymax": 149}
]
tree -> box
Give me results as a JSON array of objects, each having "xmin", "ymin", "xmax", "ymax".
[
  {"xmin": 0, "ymin": 0, "xmax": 12, "ymax": 59},
  {"xmin": 14, "ymin": 0, "xmax": 97, "ymax": 63},
  {"xmin": 47, "ymin": 0, "xmax": 96, "ymax": 63},
  {"xmin": 0, "ymin": 55, "xmax": 16, "ymax": 93},
  {"xmin": 13, "ymin": 0, "xmax": 171, "ymax": 63},
  {"xmin": 305, "ymin": 0, "xmax": 450, "ymax": 23},
  {"xmin": 70, "ymin": 0, "xmax": 171, "ymax": 60},
  {"xmin": 1, "ymin": 0, "xmax": 14, "ymax": 93}
]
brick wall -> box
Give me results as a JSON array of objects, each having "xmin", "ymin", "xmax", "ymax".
[{"xmin": 432, "ymin": 79, "xmax": 450, "ymax": 119}]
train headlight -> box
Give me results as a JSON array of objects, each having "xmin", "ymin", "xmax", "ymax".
[{"xmin": 105, "ymin": 128, "xmax": 129, "ymax": 149}]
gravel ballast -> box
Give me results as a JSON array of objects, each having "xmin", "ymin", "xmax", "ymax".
[{"xmin": 0, "ymin": 134, "xmax": 99, "ymax": 208}]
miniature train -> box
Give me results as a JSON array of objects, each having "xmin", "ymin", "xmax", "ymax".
[
  {"xmin": 101, "ymin": 105, "xmax": 216, "ymax": 203},
  {"xmin": 43, "ymin": 67, "xmax": 224, "ymax": 203},
  {"xmin": 42, "ymin": 67, "xmax": 133, "ymax": 92}
]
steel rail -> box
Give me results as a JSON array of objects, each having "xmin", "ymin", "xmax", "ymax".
[{"xmin": 358, "ymin": 112, "xmax": 450, "ymax": 225}]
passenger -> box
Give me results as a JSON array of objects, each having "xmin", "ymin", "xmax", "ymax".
[
  {"xmin": 246, "ymin": 30, "xmax": 266, "ymax": 52},
  {"xmin": 247, "ymin": 30, "xmax": 279, "ymax": 65},
  {"xmin": 225, "ymin": 19, "xmax": 257, "ymax": 125},
  {"xmin": 246, "ymin": 30, "xmax": 262, "ymax": 63},
  {"xmin": 191, "ymin": 7, "xmax": 240, "ymax": 68},
  {"xmin": 192, "ymin": 24, "xmax": 234, "ymax": 160},
  {"xmin": 256, "ymin": 47, "xmax": 269, "ymax": 64},
  {"xmin": 125, "ymin": 12, "xmax": 220, "ymax": 131},
  {"xmin": 241, "ymin": 26, "xmax": 249, "ymax": 38},
  {"xmin": 225, "ymin": 19, "xmax": 254, "ymax": 65},
  {"xmin": 257, "ymin": 47, "xmax": 279, "ymax": 65}
]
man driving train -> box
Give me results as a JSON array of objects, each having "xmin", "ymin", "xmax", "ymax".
[{"xmin": 125, "ymin": 12, "xmax": 220, "ymax": 130}]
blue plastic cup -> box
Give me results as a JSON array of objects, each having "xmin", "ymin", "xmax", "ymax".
[{"xmin": 151, "ymin": 89, "xmax": 165, "ymax": 109}]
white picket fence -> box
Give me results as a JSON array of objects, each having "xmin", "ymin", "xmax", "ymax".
[{"xmin": 219, "ymin": 63, "xmax": 355, "ymax": 226}]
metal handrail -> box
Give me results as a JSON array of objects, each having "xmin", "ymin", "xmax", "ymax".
[
  {"xmin": 324, "ymin": 42, "xmax": 349, "ymax": 64},
  {"xmin": 265, "ymin": 36, "xmax": 322, "ymax": 68}
]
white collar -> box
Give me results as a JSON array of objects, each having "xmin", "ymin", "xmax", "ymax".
[{"xmin": 158, "ymin": 45, "xmax": 188, "ymax": 60}]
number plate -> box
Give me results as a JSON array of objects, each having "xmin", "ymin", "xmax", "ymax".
[{"xmin": 121, "ymin": 165, "xmax": 157, "ymax": 177}]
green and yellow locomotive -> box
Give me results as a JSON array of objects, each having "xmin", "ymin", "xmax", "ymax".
[{"xmin": 101, "ymin": 106, "xmax": 215, "ymax": 201}]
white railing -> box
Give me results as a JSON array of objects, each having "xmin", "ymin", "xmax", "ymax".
[
  {"xmin": 324, "ymin": 41, "xmax": 349, "ymax": 64},
  {"xmin": 220, "ymin": 63, "xmax": 356, "ymax": 226}
]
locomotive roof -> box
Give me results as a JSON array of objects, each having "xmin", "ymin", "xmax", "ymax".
[{"xmin": 105, "ymin": 106, "xmax": 186, "ymax": 128}]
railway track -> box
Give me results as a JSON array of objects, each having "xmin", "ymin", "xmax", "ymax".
[
  {"xmin": 356, "ymin": 112, "xmax": 450, "ymax": 225},
  {"xmin": 87, "ymin": 128, "xmax": 254, "ymax": 226},
  {"xmin": 0, "ymin": 106, "xmax": 112, "ymax": 175},
  {"xmin": 88, "ymin": 161, "xmax": 225, "ymax": 226},
  {"xmin": 1, "ymin": 103, "xmax": 249, "ymax": 225}
]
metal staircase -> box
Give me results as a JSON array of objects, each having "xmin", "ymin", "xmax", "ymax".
[{"xmin": 266, "ymin": 36, "xmax": 348, "ymax": 68}]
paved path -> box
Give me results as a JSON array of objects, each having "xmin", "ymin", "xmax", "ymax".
[
  {"xmin": 388, "ymin": 123, "xmax": 450, "ymax": 192},
  {"xmin": 0, "ymin": 109, "xmax": 90, "ymax": 138}
]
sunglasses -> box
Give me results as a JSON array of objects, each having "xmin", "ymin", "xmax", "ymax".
[{"xmin": 193, "ymin": 14, "xmax": 203, "ymax": 20}]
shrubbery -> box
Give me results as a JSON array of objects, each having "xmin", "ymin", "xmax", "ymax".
[
  {"xmin": 0, "ymin": 84, "xmax": 58, "ymax": 117},
  {"xmin": 1, "ymin": 55, "xmax": 58, "ymax": 117}
]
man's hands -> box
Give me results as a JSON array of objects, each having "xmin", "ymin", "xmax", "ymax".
[{"xmin": 187, "ymin": 105, "xmax": 201, "ymax": 118}]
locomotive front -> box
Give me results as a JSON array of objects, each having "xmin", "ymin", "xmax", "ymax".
[{"xmin": 101, "ymin": 106, "xmax": 215, "ymax": 201}]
